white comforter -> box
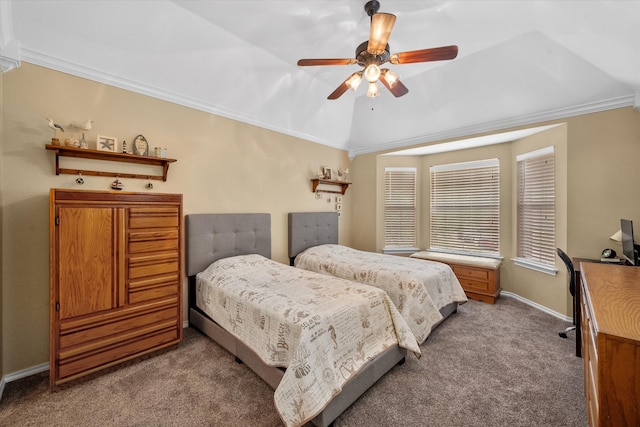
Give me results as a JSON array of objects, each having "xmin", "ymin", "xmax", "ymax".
[
  {"xmin": 196, "ymin": 254, "xmax": 420, "ymax": 427},
  {"xmin": 294, "ymin": 244, "xmax": 468, "ymax": 343}
]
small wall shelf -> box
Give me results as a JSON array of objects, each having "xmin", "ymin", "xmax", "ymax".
[
  {"xmin": 311, "ymin": 178, "xmax": 351, "ymax": 195},
  {"xmin": 46, "ymin": 144, "xmax": 177, "ymax": 181}
]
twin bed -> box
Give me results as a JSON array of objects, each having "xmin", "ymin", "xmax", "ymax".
[
  {"xmin": 288, "ymin": 212, "xmax": 467, "ymax": 344},
  {"xmin": 186, "ymin": 212, "xmax": 466, "ymax": 427}
]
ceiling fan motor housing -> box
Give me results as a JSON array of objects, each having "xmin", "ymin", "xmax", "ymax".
[{"xmin": 356, "ymin": 41, "xmax": 390, "ymax": 66}]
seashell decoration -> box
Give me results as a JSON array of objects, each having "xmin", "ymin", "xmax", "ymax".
[{"xmin": 64, "ymin": 137, "xmax": 80, "ymax": 148}]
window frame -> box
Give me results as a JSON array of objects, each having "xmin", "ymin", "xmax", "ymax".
[
  {"xmin": 513, "ymin": 146, "xmax": 557, "ymax": 275},
  {"xmin": 383, "ymin": 167, "xmax": 418, "ymax": 253},
  {"xmin": 429, "ymin": 158, "xmax": 501, "ymax": 257}
]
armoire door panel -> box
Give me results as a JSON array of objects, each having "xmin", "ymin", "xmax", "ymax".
[{"xmin": 58, "ymin": 207, "xmax": 118, "ymax": 319}]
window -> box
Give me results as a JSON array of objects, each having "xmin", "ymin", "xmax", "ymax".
[
  {"xmin": 384, "ymin": 167, "xmax": 417, "ymax": 250},
  {"xmin": 430, "ymin": 159, "xmax": 500, "ymax": 256},
  {"xmin": 515, "ymin": 146, "xmax": 556, "ymax": 273}
]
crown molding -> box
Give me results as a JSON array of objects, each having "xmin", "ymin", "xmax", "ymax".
[
  {"xmin": 349, "ymin": 94, "xmax": 637, "ymax": 157},
  {"xmin": 20, "ymin": 47, "xmax": 349, "ymax": 152}
]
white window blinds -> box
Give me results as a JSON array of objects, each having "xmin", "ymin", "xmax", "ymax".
[
  {"xmin": 384, "ymin": 167, "xmax": 417, "ymax": 248},
  {"xmin": 430, "ymin": 159, "xmax": 500, "ymax": 255},
  {"xmin": 517, "ymin": 147, "xmax": 556, "ymax": 266}
]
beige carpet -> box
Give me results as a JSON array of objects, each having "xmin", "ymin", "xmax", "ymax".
[{"xmin": 0, "ymin": 297, "xmax": 587, "ymax": 426}]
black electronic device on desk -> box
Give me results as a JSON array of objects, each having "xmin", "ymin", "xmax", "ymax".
[{"xmin": 620, "ymin": 218, "xmax": 640, "ymax": 266}]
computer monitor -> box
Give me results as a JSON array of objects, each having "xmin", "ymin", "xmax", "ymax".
[{"xmin": 620, "ymin": 219, "xmax": 638, "ymax": 266}]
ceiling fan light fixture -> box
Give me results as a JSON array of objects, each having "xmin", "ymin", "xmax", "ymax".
[
  {"xmin": 367, "ymin": 81, "xmax": 379, "ymax": 98},
  {"xmin": 296, "ymin": 1, "xmax": 458, "ymax": 100},
  {"xmin": 368, "ymin": 13, "xmax": 396, "ymax": 55},
  {"xmin": 382, "ymin": 69, "xmax": 399, "ymax": 88},
  {"xmin": 364, "ymin": 63, "xmax": 381, "ymax": 83},
  {"xmin": 345, "ymin": 72, "xmax": 363, "ymax": 91}
]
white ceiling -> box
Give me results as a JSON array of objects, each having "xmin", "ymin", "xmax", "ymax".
[{"xmin": 2, "ymin": 1, "xmax": 639, "ymax": 158}]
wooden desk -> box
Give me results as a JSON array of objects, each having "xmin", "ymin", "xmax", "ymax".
[
  {"xmin": 580, "ymin": 263, "xmax": 640, "ymax": 427},
  {"xmin": 572, "ymin": 258, "xmax": 626, "ymax": 358}
]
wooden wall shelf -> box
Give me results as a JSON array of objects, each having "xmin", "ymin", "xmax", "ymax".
[
  {"xmin": 46, "ymin": 144, "xmax": 177, "ymax": 181},
  {"xmin": 311, "ymin": 178, "xmax": 351, "ymax": 195}
]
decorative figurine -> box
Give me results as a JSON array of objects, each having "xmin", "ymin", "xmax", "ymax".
[
  {"xmin": 46, "ymin": 118, "xmax": 64, "ymax": 134},
  {"xmin": 111, "ymin": 178, "xmax": 124, "ymax": 190},
  {"xmin": 79, "ymin": 133, "xmax": 88, "ymax": 149}
]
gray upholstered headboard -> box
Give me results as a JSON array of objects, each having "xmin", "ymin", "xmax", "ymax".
[
  {"xmin": 288, "ymin": 212, "xmax": 339, "ymax": 261},
  {"xmin": 186, "ymin": 213, "xmax": 271, "ymax": 276}
]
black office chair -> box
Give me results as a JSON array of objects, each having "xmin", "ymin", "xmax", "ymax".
[
  {"xmin": 557, "ymin": 248, "xmax": 581, "ymax": 357},
  {"xmin": 557, "ymin": 248, "xmax": 575, "ymax": 338}
]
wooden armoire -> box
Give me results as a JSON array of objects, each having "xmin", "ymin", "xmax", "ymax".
[{"xmin": 49, "ymin": 189, "xmax": 183, "ymax": 388}]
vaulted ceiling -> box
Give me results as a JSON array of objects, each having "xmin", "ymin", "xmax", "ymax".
[{"xmin": 2, "ymin": 1, "xmax": 639, "ymax": 157}]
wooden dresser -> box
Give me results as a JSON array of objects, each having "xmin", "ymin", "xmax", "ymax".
[
  {"xmin": 579, "ymin": 263, "xmax": 640, "ymax": 426},
  {"xmin": 49, "ymin": 189, "xmax": 183, "ymax": 388}
]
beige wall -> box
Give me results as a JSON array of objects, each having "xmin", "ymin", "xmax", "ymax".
[
  {"xmin": 2, "ymin": 62, "xmax": 640, "ymax": 379},
  {"xmin": 363, "ymin": 109, "xmax": 640, "ymax": 318},
  {"xmin": 1, "ymin": 63, "xmax": 351, "ymax": 375}
]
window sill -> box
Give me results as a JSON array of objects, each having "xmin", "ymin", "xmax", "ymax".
[
  {"xmin": 513, "ymin": 258, "xmax": 558, "ymax": 275},
  {"xmin": 382, "ymin": 247, "xmax": 419, "ymax": 255},
  {"xmin": 428, "ymin": 248, "xmax": 503, "ymax": 260}
]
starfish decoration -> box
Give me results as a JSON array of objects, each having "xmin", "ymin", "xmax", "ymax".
[{"xmin": 100, "ymin": 139, "xmax": 114, "ymax": 151}]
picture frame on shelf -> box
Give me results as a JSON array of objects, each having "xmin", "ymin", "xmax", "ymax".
[
  {"xmin": 323, "ymin": 167, "xmax": 332, "ymax": 180},
  {"xmin": 132, "ymin": 134, "xmax": 149, "ymax": 156},
  {"xmin": 97, "ymin": 135, "xmax": 118, "ymax": 152}
]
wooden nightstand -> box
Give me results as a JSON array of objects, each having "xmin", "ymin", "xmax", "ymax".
[{"xmin": 410, "ymin": 252, "xmax": 502, "ymax": 303}]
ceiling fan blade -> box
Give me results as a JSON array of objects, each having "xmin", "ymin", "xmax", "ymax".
[
  {"xmin": 297, "ymin": 58, "xmax": 357, "ymax": 66},
  {"xmin": 390, "ymin": 45, "xmax": 458, "ymax": 64},
  {"xmin": 368, "ymin": 13, "xmax": 396, "ymax": 55},
  {"xmin": 380, "ymin": 71, "xmax": 409, "ymax": 97},
  {"xmin": 327, "ymin": 81, "xmax": 350, "ymax": 100}
]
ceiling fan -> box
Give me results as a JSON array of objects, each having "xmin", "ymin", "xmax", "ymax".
[{"xmin": 297, "ymin": 0, "xmax": 458, "ymax": 100}]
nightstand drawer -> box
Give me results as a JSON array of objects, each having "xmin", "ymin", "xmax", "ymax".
[
  {"xmin": 458, "ymin": 278, "xmax": 490, "ymax": 292},
  {"xmin": 452, "ymin": 266, "xmax": 488, "ymax": 281}
]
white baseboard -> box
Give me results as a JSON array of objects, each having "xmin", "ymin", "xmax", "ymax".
[
  {"xmin": 3, "ymin": 362, "xmax": 49, "ymax": 383},
  {"xmin": 501, "ymin": 291, "xmax": 572, "ymax": 322},
  {"xmin": 0, "ymin": 362, "xmax": 49, "ymax": 401}
]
